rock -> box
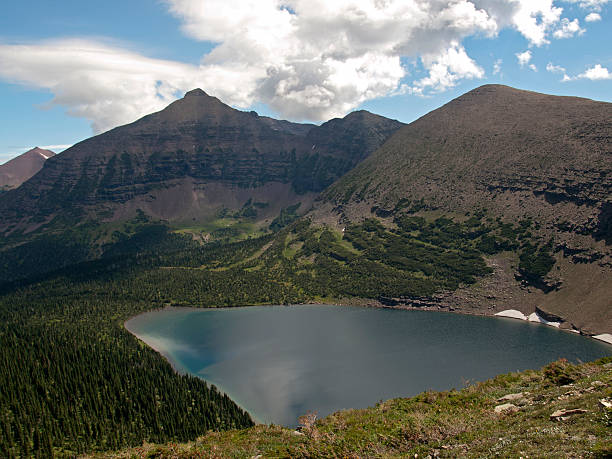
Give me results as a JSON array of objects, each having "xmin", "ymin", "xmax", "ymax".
[
  {"xmin": 495, "ymin": 403, "xmax": 519, "ymax": 414},
  {"xmin": 602, "ymin": 362, "xmax": 612, "ymax": 369},
  {"xmin": 598, "ymin": 398, "xmax": 612, "ymax": 410},
  {"xmin": 550, "ymin": 408, "xmax": 587, "ymax": 421},
  {"xmin": 497, "ymin": 392, "xmax": 530, "ymax": 405},
  {"xmin": 292, "ymin": 430, "xmax": 305, "ymax": 436},
  {"xmin": 591, "ymin": 380, "xmax": 606, "ymax": 387}
]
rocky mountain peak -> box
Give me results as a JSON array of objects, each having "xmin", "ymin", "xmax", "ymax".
[
  {"xmin": 184, "ymin": 88, "xmax": 209, "ymax": 98},
  {"xmin": 0, "ymin": 147, "xmax": 55, "ymax": 190}
]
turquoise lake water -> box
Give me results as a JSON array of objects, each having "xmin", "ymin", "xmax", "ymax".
[{"xmin": 125, "ymin": 305, "xmax": 612, "ymax": 426}]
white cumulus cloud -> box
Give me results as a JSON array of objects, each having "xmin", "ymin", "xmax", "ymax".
[
  {"xmin": 516, "ymin": 50, "xmax": 538, "ymax": 71},
  {"xmin": 516, "ymin": 50, "xmax": 533, "ymax": 67},
  {"xmin": 584, "ymin": 12, "xmax": 602, "ymax": 20},
  {"xmin": 0, "ymin": 0, "xmax": 607, "ymax": 132},
  {"xmin": 553, "ymin": 18, "xmax": 585, "ymax": 38},
  {"xmin": 577, "ymin": 64, "xmax": 612, "ymax": 79}
]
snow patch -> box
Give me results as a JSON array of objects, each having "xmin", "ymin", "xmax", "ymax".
[
  {"xmin": 593, "ymin": 334, "xmax": 612, "ymax": 345},
  {"xmin": 495, "ymin": 309, "xmax": 527, "ymax": 320},
  {"xmin": 38, "ymin": 151, "xmax": 51, "ymax": 160},
  {"xmin": 528, "ymin": 312, "xmax": 561, "ymax": 328}
]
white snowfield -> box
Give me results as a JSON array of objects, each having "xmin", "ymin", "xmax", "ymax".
[
  {"xmin": 527, "ymin": 312, "xmax": 560, "ymax": 328},
  {"xmin": 494, "ymin": 309, "xmax": 611, "ymax": 342},
  {"xmin": 494, "ymin": 309, "xmax": 527, "ymax": 320},
  {"xmin": 593, "ymin": 334, "xmax": 612, "ymax": 345},
  {"xmin": 495, "ymin": 309, "xmax": 562, "ymax": 328}
]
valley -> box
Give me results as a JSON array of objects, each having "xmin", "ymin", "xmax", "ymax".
[{"xmin": 0, "ymin": 85, "xmax": 610, "ymax": 457}]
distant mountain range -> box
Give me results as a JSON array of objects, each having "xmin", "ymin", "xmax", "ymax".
[
  {"xmin": 0, "ymin": 89, "xmax": 403, "ymax": 233},
  {"xmin": 0, "ymin": 147, "xmax": 55, "ymax": 191}
]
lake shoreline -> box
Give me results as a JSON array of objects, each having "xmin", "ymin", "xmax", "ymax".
[
  {"xmin": 301, "ymin": 298, "xmax": 611, "ymax": 344},
  {"xmin": 123, "ymin": 304, "xmax": 611, "ymax": 427},
  {"xmin": 124, "ymin": 298, "xmax": 611, "ymax": 356}
]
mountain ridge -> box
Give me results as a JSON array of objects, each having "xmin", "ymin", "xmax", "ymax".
[{"xmin": 0, "ymin": 89, "xmax": 403, "ymax": 234}]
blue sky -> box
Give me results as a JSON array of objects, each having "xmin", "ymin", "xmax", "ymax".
[{"xmin": 0, "ymin": 0, "xmax": 610, "ymax": 164}]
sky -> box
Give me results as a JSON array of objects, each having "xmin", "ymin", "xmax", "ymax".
[{"xmin": 0, "ymin": 0, "xmax": 610, "ymax": 164}]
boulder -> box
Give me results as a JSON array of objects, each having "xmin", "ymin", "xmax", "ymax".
[
  {"xmin": 497, "ymin": 392, "xmax": 530, "ymax": 405},
  {"xmin": 494, "ymin": 403, "xmax": 519, "ymax": 414},
  {"xmin": 550, "ymin": 408, "xmax": 587, "ymax": 421},
  {"xmin": 598, "ymin": 398, "xmax": 612, "ymax": 410}
]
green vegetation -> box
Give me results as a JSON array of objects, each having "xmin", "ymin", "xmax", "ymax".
[
  {"xmin": 0, "ymin": 209, "xmax": 563, "ymax": 457},
  {"xmin": 87, "ymin": 358, "xmax": 612, "ymax": 458},
  {"xmin": 269, "ymin": 203, "xmax": 301, "ymax": 231},
  {"xmin": 518, "ymin": 239, "xmax": 556, "ymax": 285}
]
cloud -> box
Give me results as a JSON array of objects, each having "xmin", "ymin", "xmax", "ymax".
[
  {"xmin": 561, "ymin": 63, "xmax": 612, "ymax": 81},
  {"xmin": 0, "ymin": 1, "xmax": 607, "ymax": 131},
  {"xmin": 166, "ymin": 0, "xmax": 502, "ymax": 116},
  {"xmin": 492, "ymin": 59, "xmax": 502, "ymax": 75},
  {"xmin": 563, "ymin": 0, "xmax": 609, "ymax": 11},
  {"xmin": 516, "ymin": 50, "xmax": 538, "ymax": 71},
  {"xmin": 547, "ymin": 62, "xmax": 570, "ymax": 80},
  {"xmin": 552, "ymin": 18, "xmax": 585, "ymax": 38},
  {"xmin": 0, "ymin": 40, "xmax": 206, "ymax": 133},
  {"xmin": 516, "ymin": 50, "xmax": 533, "ymax": 67},
  {"xmin": 410, "ymin": 42, "xmax": 485, "ymax": 94},
  {"xmin": 584, "ymin": 12, "xmax": 602, "ymax": 20},
  {"xmin": 509, "ymin": 1, "xmax": 563, "ymax": 46},
  {"xmin": 546, "ymin": 62, "xmax": 566, "ymax": 73},
  {"xmin": 576, "ymin": 64, "xmax": 612, "ymax": 79}
]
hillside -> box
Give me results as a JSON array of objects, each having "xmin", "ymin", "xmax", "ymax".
[
  {"xmin": 317, "ymin": 85, "xmax": 612, "ymax": 334},
  {"xmin": 0, "ymin": 89, "xmax": 403, "ymax": 235},
  {"xmin": 0, "ymin": 147, "xmax": 55, "ymax": 190},
  {"xmin": 87, "ymin": 357, "xmax": 612, "ymax": 458}
]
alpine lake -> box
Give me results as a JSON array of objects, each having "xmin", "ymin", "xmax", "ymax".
[{"xmin": 125, "ymin": 305, "xmax": 612, "ymax": 427}]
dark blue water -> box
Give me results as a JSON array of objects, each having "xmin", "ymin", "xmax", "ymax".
[{"xmin": 125, "ymin": 305, "xmax": 611, "ymax": 426}]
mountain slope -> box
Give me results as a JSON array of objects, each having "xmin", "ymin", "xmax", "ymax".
[
  {"xmin": 0, "ymin": 147, "xmax": 55, "ymax": 190},
  {"xmin": 0, "ymin": 90, "xmax": 403, "ymax": 234},
  {"xmin": 318, "ymin": 84, "xmax": 612, "ymax": 333},
  {"xmin": 88, "ymin": 357, "xmax": 612, "ymax": 459}
]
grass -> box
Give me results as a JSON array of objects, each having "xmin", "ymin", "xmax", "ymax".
[
  {"xmin": 172, "ymin": 218, "xmax": 269, "ymax": 243},
  {"xmin": 85, "ymin": 358, "xmax": 612, "ymax": 458}
]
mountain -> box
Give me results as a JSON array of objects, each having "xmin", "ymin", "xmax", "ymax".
[
  {"xmin": 318, "ymin": 84, "xmax": 612, "ymax": 333},
  {"xmin": 0, "ymin": 147, "xmax": 55, "ymax": 191},
  {"xmin": 0, "ymin": 89, "xmax": 403, "ymax": 234}
]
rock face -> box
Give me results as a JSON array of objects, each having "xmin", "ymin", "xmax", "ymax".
[
  {"xmin": 0, "ymin": 89, "xmax": 403, "ymax": 232},
  {"xmin": 0, "ymin": 147, "xmax": 55, "ymax": 190}
]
